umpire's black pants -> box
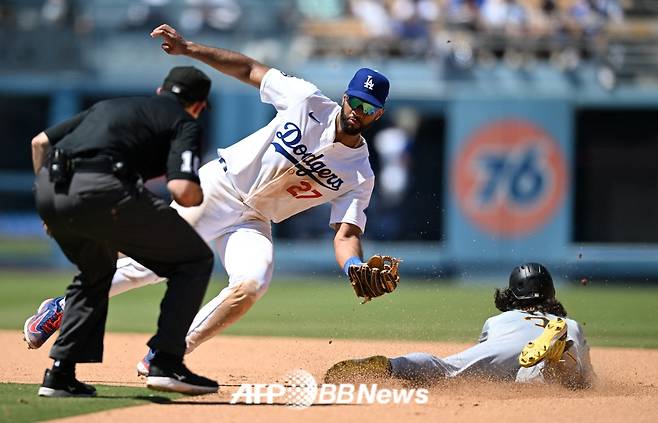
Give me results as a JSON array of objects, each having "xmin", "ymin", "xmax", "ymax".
[{"xmin": 35, "ymin": 168, "xmax": 213, "ymax": 362}]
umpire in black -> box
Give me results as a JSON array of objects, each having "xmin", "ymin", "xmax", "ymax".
[{"xmin": 31, "ymin": 67, "xmax": 219, "ymax": 396}]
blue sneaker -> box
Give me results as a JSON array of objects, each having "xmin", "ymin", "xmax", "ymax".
[
  {"xmin": 23, "ymin": 297, "xmax": 65, "ymax": 349},
  {"xmin": 136, "ymin": 348, "xmax": 155, "ymax": 377}
]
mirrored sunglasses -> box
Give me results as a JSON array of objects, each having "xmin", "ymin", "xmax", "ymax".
[{"xmin": 347, "ymin": 96, "xmax": 380, "ymax": 116}]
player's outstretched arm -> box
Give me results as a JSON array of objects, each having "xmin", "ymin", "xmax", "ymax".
[
  {"xmin": 333, "ymin": 222, "xmax": 364, "ymax": 270},
  {"xmin": 334, "ymin": 223, "xmax": 402, "ymax": 303},
  {"xmin": 150, "ymin": 24, "xmax": 270, "ymax": 89}
]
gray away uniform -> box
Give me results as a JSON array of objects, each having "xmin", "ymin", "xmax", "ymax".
[{"xmin": 390, "ymin": 310, "xmax": 595, "ymax": 386}]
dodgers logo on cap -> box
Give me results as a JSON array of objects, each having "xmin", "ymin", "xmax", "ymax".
[
  {"xmin": 346, "ymin": 68, "xmax": 390, "ymax": 108},
  {"xmin": 364, "ymin": 75, "xmax": 375, "ymax": 90}
]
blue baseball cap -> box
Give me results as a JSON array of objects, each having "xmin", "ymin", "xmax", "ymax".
[{"xmin": 345, "ymin": 68, "xmax": 390, "ymax": 109}]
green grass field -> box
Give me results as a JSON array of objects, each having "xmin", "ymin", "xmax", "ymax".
[
  {"xmin": 1, "ymin": 270, "xmax": 657, "ymax": 348},
  {"xmin": 1, "ymin": 270, "xmax": 657, "ymax": 421},
  {"xmin": 0, "ymin": 383, "xmax": 180, "ymax": 422}
]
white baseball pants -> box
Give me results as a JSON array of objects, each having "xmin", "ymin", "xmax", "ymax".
[{"xmin": 108, "ymin": 159, "xmax": 274, "ymax": 353}]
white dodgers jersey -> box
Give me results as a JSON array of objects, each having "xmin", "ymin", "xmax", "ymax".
[{"xmin": 217, "ymin": 69, "xmax": 375, "ymax": 231}]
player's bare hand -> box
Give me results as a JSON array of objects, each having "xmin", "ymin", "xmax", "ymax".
[{"xmin": 150, "ymin": 24, "xmax": 188, "ymax": 55}]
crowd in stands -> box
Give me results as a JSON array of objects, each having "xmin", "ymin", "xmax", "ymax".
[
  {"xmin": 3, "ymin": 0, "xmax": 656, "ymax": 81},
  {"xmin": 1, "ymin": 1, "xmax": 626, "ymax": 38},
  {"xmin": 0, "ymin": 0, "xmax": 244, "ymax": 34},
  {"xmin": 342, "ymin": 0, "xmax": 625, "ymax": 40},
  {"xmin": 296, "ymin": 0, "xmax": 627, "ymax": 67}
]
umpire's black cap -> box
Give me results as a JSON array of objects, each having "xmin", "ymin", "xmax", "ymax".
[
  {"xmin": 162, "ymin": 66, "xmax": 212, "ymax": 107},
  {"xmin": 508, "ymin": 262, "xmax": 555, "ymax": 301}
]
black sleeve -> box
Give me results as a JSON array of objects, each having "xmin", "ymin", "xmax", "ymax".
[
  {"xmin": 43, "ymin": 110, "xmax": 89, "ymax": 145},
  {"xmin": 166, "ymin": 119, "xmax": 202, "ymax": 183}
]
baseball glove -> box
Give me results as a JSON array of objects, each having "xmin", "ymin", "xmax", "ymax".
[{"xmin": 348, "ymin": 255, "xmax": 401, "ymax": 303}]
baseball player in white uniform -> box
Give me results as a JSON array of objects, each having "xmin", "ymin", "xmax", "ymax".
[
  {"xmin": 325, "ymin": 263, "xmax": 596, "ymax": 389},
  {"xmin": 23, "ymin": 24, "xmax": 395, "ymax": 374}
]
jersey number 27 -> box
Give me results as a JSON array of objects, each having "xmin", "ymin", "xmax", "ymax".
[{"xmin": 287, "ymin": 181, "xmax": 322, "ymax": 199}]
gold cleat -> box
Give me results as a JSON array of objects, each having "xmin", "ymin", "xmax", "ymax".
[
  {"xmin": 324, "ymin": 355, "xmax": 392, "ymax": 384},
  {"xmin": 519, "ymin": 318, "xmax": 568, "ymax": 368}
]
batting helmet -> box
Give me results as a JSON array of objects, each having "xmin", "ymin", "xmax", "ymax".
[{"xmin": 508, "ymin": 263, "xmax": 555, "ymax": 301}]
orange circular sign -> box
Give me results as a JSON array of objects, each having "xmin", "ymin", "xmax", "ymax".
[{"xmin": 453, "ymin": 119, "xmax": 567, "ymax": 238}]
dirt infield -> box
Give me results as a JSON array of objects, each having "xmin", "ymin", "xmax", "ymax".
[{"xmin": 2, "ymin": 331, "xmax": 657, "ymax": 423}]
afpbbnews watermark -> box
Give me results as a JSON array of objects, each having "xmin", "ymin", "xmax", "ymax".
[{"xmin": 230, "ymin": 369, "xmax": 429, "ymax": 409}]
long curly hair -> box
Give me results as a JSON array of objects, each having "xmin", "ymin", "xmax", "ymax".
[{"xmin": 494, "ymin": 287, "xmax": 567, "ymax": 317}]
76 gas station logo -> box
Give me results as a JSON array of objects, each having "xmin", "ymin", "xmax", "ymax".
[
  {"xmin": 453, "ymin": 119, "xmax": 567, "ymax": 237},
  {"xmin": 477, "ymin": 145, "xmax": 545, "ymax": 207}
]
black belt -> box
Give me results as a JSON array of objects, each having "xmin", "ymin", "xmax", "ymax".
[
  {"xmin": 70, "ymin": 157, "xmax": 135, "ymax": 182},
  {"xmin": 48, "ymin": 149, "xmax": 137, "ymax": 186},
  {"xmin": 70, "ymin": 157, "xmax": 119, "ymax": 173}
]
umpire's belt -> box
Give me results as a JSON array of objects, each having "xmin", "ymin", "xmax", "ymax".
[{"xmin": 71, "ymin": 156, "xmax": 130, "ymax": 177}]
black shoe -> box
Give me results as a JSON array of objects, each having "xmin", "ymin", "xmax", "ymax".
[
  {"xmin": 146, "ymin": 358, "xmax": 218, "ymax": 395},
  {"xmin": 38, "ymin": 369, "xmax": 97, "ymax": 397}
]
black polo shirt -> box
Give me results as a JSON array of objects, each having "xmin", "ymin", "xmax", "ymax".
[{"xmin": 44, "ymin": 92, "xmax": 202, "ymax": 183}]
